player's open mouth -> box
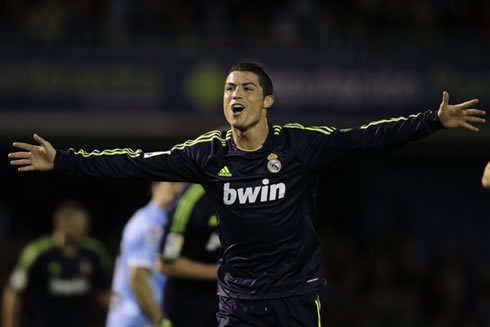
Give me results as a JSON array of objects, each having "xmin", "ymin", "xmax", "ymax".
[{"xmin": 231, "ymin": 103, "xmax": 245, "ymax": 115}]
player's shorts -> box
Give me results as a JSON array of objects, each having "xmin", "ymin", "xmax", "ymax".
[{"xmin": 216, "ymin": 292, "xmax": 322, "ymax": 327}]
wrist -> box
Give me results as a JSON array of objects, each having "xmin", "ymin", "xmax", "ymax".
[{"xmin": 433, "ymin": 109, "xmax": 446, "ymax": 130}]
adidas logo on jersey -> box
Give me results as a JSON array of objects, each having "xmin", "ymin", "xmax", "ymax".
[
  {"xmin": 223, "ymin": 179, "xmax": 286, "ymax": 205},
  {"xmin": 218, "ymin": 166, "xmax": 232, "ymax": 177}
]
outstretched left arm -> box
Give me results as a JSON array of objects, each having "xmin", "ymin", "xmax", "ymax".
[{"xmin": 296, "ymin": 91, "xmax": 485, "ymax": 170}]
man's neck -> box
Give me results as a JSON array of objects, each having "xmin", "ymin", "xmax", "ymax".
[
  {"xmin": 232, "ymin": 121, "xmax": 269, "ymax": 151},
  {"xmin": 53, "ymin": 231, "xmax": 78, "ymax": 256}
]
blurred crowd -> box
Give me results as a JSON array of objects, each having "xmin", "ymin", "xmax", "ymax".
[
  {"xmin": 1, "ymin": 0, "xmax": 490, "ymax": 48},
  {"xmin": 321, "ymin": 217, "xmax": 490, "ymax": 327}
]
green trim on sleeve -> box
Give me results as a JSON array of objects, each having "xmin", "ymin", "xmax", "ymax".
[
  {"xmin": 273, "ymin": 125, "xmax": 282, "ymax": 135},
  {"xmin": 281, "ymin": 114, "xmax": 423, "ymax": 136},
  {"xmin": 283, "ymin": 123, "xmax": 336, "ymax": 135},
  {"xmin": 208, "ymin": 215, "xmax": 218, "ymax": 227},
  {"xmin": 69, "ymin": 148, "xmax": 143, "ymax": 158},
  {"xmin": 315, "ymin": 295, "xmax": 322, "ymax": 327},
  {"xmin": 172, "ymin": 130, "xmax": 232, "ymax": 150},
  {"xmin": 360, "ymin": 113, "xmax": 422, "ymax": 129},
  {"xmin": 18, "ymin": 236, "xmax": 54, "ymax": 272},
  {"xmin": 81, "ymin": 237, "xmax": 112, "ymax": 273},
  {"xmin": 170, "ymin": 184, "xmax": 206, "ymax": 234}
]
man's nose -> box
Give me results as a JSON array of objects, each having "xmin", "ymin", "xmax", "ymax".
[{"xmin": 232, "ymin": 88, "xmax": 243, "ymax": 98}]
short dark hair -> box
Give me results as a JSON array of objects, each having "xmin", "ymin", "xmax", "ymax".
[{"xmin": 228, "ymin": 62, "xmax": 273, "ymax": 97}]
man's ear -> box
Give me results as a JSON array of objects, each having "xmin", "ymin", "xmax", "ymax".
[{"xmin": 263, "ymin": 95, "xmax": 274, "ymax": 109}]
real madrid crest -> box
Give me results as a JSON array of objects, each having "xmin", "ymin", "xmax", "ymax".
[{"xmin": 267, "ymin": 153, "xmax": 282, "ymax": 173}]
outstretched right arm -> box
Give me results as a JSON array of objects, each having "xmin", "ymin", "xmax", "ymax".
[{"xmin": 9, "ymin": 134, "xmax": 204, "ymax": 183}]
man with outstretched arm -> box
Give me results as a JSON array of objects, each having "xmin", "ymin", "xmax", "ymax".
[{"xmin": 9, "ymin": 62, "xmax": 485, "ymax": 327}]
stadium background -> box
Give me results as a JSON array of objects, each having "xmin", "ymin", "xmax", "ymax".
[{"xmin": 1, "ymin": 0, "xmax": 489, "ymax": 326}]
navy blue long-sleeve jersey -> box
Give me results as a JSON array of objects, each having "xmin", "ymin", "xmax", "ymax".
[{"xmin": 55, "ymin": 110, "xmax": 443, "ymax": 299}]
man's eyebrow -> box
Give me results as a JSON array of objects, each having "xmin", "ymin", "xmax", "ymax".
[{"xmin": 225, "ymin": 82, "xmax": 258, "ymax": 87}]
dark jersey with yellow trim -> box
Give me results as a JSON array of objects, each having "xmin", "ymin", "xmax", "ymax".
[
  {"xmin": 159, "ymin": 184, "xmax": 219, "ymax": 324},
  {"xmin": 55, "ymin": 111, "xmax": 443, "ymax": 299},
  {"xmin": 8, "ymin": 236, "xmax": 112, "ymax": 327}
]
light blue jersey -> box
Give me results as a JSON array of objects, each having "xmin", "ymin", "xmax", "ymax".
[{"xmin": 106, "ymin": 202, "xmax": 167, "ymax": 327}]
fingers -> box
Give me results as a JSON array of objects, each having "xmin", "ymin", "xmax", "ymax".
[
  {"xmin": 17, "ymin": 165, "xmax": 35, "ymax": 172},
  {"xmin": 458, "ymin": 99, "xmax": 479, "ymax": 109},
  {"xmin": 464, "ymin": 116, "xmax": 486, "ymax": 124},
  {"xmin": 12, "ymin": 142, "xmax": 36, "ymax": 151},
  {"xmin": 10, "ymin": 159, "xmax": 31, "ymax": 166},
  {"xmin": 464, "ymin": 109, "xmax": 486, "ymax": 117},
  {"xmin": 441, "ymin": 91, "xmax": 449, "ymax": 106},
  {"xmin": 8, "ymin": 151, "xmax": 31, "ymax": 159},
  {"xmin": 8, "ymin": 157, "xmax": 35, "ymax": 171},
  {"xmin": 8, "ymin": 151, "xmax": 32, "ymax": 170},
  {"xmin": 33, "ymin": 133, "xmax": 49, "ymax": 146},
  {"xmin": 461, "ymin": 122, "xmax": 479, "ymax": 132},
  {"xmin": 464, "ymin": 108, "xmax": 486, "ymax": 125}
]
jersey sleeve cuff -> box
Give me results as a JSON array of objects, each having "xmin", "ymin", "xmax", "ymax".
[
  {"xmin": 54, "ymin": 149, "xmax": 74, "ymax": 172},
  {"xmin": 428, "ymin": 110, "xmax": 444, "ymax": 132}
]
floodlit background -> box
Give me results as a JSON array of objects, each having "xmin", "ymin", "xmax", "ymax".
[{"xmin": 1, "ymin": 1, "xmax": 489, "ymax": 325}]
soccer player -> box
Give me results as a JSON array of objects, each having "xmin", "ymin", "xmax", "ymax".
[
  {"xmin": 105, "ymin": 182, "xmax": 184, "ymax": 327},
  {"xmin": 158, "ymin": 183, "xmax": 219, "ymax": 327},
  {"xmin": 9, "ymin": 62, "xmax": 486, "ymax": 326},
  {"xmin": 2, "ymin": 201, "xmax": 112, "ymax": 327},
  {"xmin": 482, "ymin": 161, "xmax": 490, "ymax": 189}
]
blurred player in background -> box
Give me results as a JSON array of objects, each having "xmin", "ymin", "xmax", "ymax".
[
  {"xmin": 158, "ymin": 183, "xmax": 219, "ymax": 327},
  {"xmin": 482, "ymin": 161, "xmax": 490, "ymax": 189},
  {"xmin": 105, "ymin": 182, "xmax": 183, "ymax": 327},
  {"xmin": 2, "ymin": 201, "xmax": 112, "ymax": 327},
  {"xmin": 9, "ymin": 62, "xmax": 486, "ymax": 326}
]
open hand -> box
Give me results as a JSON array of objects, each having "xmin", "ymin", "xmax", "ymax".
[
  {"xmin": 8, "ymin": 134, "xmax": 56, "ymax": 172},
  {"xmin": 437, "ymin": 91, "xmax": 486, "ymax": 131}
]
